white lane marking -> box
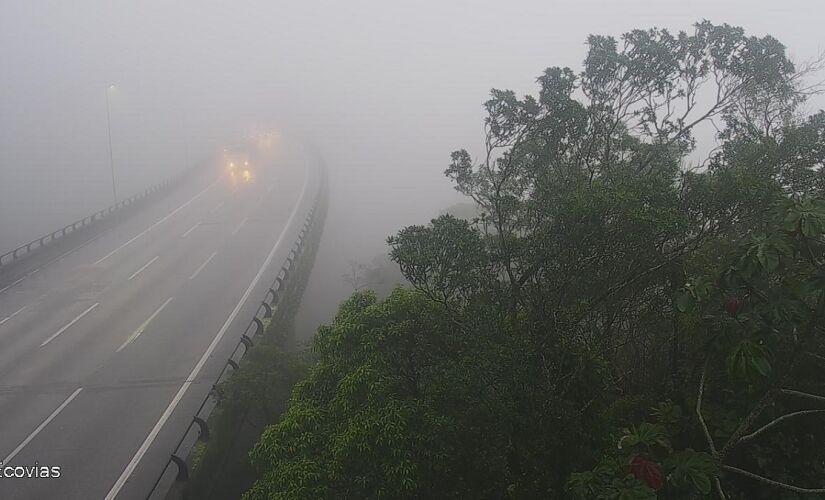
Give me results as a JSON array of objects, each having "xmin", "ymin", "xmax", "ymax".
[
  {"xmin": 181, "ymin": 222, "xmax": 201, "ymax": 238},
  {"xmin": 94, "ymin": 179, "xmax": 218, "ymax": 265},
  {"xmin": 105, "ymin": 165, "xmax": 310, "ymax": 500},
  {"xmin": 3, "ymin": 387, "xmax": 83, "ymax": 464},
  {"xmin": 0, "ymin": 277, "xmax": 26, "ymax": 294},
  {"xmin": 127, "ymin": 256, "xmax": 160, "ymax": 281},
  {"xmin": 189, "ymin": 252, "xmax": 217, "ymax": 281},
  {"xmin": 209, "ymin": 200, "xmax": 225, "ymax": 214},
  {"xmin": 28, "ymin": 268, "xmax": 40, "ymax": 276},
  {"xmin": 116, "ymin": 297, "xmax": 174, "ymax": 353},
  {"xmin": 40, "ymin": 303, "xmax": 99, "ymax": 347},
  {"xmin": 231, "ymin": 216, "xmax": 249, "ymax": 236},
  {"xmin": 0, "ymin": 306, "xmax": 28, "ymax": 326}
]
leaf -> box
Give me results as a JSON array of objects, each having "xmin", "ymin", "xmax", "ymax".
[
  {"xmin": 630, "ymin": 455, "xmax": 663, "ymax": 491},
  {"xmin": 726, "ymin": 340, "xmax": 771, "ymax": 379},
  {"xmin": 691, "ymin": 473, "xmax": 712, "ymax": 494},
  {"xmin": 810, "ymin": 266, "xmax": 825, "ymax": 291},
  {"xmin": 693, "ymin": 277, "xmax": 713, "ymax": 300},
  {"xmin": 675, "ymin": 289, "xmax": 693, "ymax": 313},
  {"xmin": 664, "ymin": 449, "xmax": 718, "ymax": 495},
  {"xmin": 750, "ymin": 355, "xmax": 771, "ymax": 377},
  {"xmin": 621, "ymin": 423, "xmax": 672, "ymax": 452}
]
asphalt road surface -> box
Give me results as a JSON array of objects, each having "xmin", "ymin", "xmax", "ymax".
[{"xmin": 0, "ymin": 148, "xmax": 315, "ymax": 499}]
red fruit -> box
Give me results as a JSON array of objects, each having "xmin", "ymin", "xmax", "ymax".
[
  {"xmin": 630, "ymin": 455, "xmax": 663, "ymax": 491},
  {"xmin": 724, "ymin": 297, "xmax": 742, "ymax": 317}
]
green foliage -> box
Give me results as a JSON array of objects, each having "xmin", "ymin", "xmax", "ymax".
[
  {"xmin": 387, "ymin": 215, "xmax": 489, "ymax": 305},
  {"xmin": 246, "ymin": 20, "xmax": 825, "ymax": 500},
  {"xmin": 568, "ymin": 463, "xmax": 658, "ymax": 500},
  {"xmin": 664, "ymin": 450, "xmax": 718, "ymax": 495},
  {"xmin": 619, "ymin": 423, "xmax": 672, "ymax": 453}
]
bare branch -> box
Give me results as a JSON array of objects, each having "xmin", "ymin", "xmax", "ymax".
[
  {"xmin": 720, "ymin": 390, "xmax": 777, "ymax": 457},
  {"xmin": 804, "ymin": 352, "xmax": 825, "ymax": 364},
  {"xmin": 739, "ymin": 409, "xmax": 825, "ymax": 442},
  {"xmin": 697, "ymin": 364, "xmax": 719, "ymax": 457},
  {"xmin": 781, "ymin": 388, "xmax": 825, "ymax": 404},
  {"xmin": 714, "ymin": 477, "xmax": 727, "ymax": 500},
  {"xmin": 722, "ymin": 465, "xmax": 825, "ymax": 494}
]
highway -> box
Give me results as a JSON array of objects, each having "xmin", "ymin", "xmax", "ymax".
[{"xmin": 0, "ymin": 147, "xmax": 315, "ymax": 499}]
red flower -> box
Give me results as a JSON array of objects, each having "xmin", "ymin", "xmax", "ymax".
[
  {"xmin": 630, "ymin": 455, "xmax": 663, "ymax": 491},
  {"xmin": 723, "ymin": 297, "xmax": 742, "ymax": 317}
]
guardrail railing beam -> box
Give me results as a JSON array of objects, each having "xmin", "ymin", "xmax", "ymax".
[{"xmin": 0, "ymin": 163, "xmax": 204, "ymax": 269}]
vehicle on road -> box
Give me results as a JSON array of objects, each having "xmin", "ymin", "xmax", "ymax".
[{"xmin": 224, "ymin": 146, "xmax": 253, "ymax": 182}]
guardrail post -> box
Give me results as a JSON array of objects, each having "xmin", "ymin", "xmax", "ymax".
[
  {"xmin": 265, "ymin": 287, "xmax": 279, "ymax": 306},
  {"xmin": 240, "ymin": 334, "xmax": 254, "ymax": 350},
  {"xmin": 170, "ymin": 455, "xmax": 189, "ymax": 481},
  {"xmin": 193, "ymin": 416, "xmax": 210, "ymax": 442},
  {"xmin": 252, "ymin": 316, "xmax": 264, "ymax": 336},
  {"xmin": 260, "ymin": 301, "xmax": 273, "ymax": 318}
]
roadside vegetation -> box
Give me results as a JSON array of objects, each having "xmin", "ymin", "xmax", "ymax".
[{"xmin": 242, "ymin": 21, "xmax": 825, "ymax": 499}]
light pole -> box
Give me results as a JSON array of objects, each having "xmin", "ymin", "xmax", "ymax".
[{"xmin": 105, "ymin": 84, "xmax": 118, "ymax": 204}]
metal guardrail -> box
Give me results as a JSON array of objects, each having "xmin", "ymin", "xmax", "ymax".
[
  {"xmin": 145, "ymin": 163, "xmax": 327, "ymax": 499},
  {"xmin": 0, "ymin": 164, "xmax": 203, "ymax": 268}
]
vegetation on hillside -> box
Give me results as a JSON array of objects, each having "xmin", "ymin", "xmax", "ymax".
[{"xmin": 246, "ymin": 22, "xmax": 825, "ymax": 499}]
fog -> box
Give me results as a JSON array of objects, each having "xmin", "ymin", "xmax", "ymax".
[{"xmin": 2, "ymin": 0, "xmax": 824, "ymax": 337}]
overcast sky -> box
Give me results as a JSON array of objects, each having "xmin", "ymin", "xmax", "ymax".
[{"xmin": 2, "ymin": 1, "xmax": 824, "ymax": 323}]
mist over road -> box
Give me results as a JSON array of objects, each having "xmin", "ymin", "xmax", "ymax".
[{"xmin": 0, "ymin": 147, "xmax": 316, "ymax": 499}]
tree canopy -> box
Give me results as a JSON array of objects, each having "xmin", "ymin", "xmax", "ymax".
[{"xmin": 247, "ymin": 21, "xmax": 825, "ymax": 499}]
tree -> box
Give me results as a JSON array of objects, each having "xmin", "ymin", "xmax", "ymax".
[
  {"xmin": 246, "ymin": 21, "xmax": 825, "ymax": 499},
  {"xmin": 572, "ymin": 196, "xmax": 825, "ymax": 498}
]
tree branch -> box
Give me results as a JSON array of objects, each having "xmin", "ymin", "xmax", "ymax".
[
  {"xmin": 739, "ymin": 409, "xmax": 825, "ymax": 442},
  {"xmin": 713, "ymin": 477, "xmax": 727, "ymax": 500},
  {"xmin": 722, "ymin": 465, "xmax": 825, "ymax": 494},
  {"xmin": 781, "ymin": 388, "xmax": 825, "ymax": 404},
  {"xmin": 696, "ymin": 364, "xmax": 719, "ymax": 457},
  {"xmin": 719, "ymin": 389, "xmax": 777, "ymax": 457},
  {"xmin": 804, "ymin": 352, "xmax": 825, "ymax": 365}
]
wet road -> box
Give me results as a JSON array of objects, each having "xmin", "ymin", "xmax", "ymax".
[{"xmin": 0, "ymin": 150, "xmax": 315, "ymax": 499}]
